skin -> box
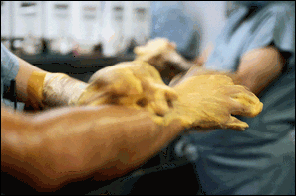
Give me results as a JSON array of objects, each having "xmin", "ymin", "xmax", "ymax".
[
  {"xmin": 1, "ymin": 105, "xmax": 183, "ymax": 192},
  {"xmin": 1, "ymin": 57, "xmax": 184, "ymax": 192},
  {"xmin": 1, "ymin": 40, "xmax": 285, "ymax": 192},
  {"xmin": 172, "ymin": 42, "xmax": 285, "ymax": 97},
  {"xmin": 14, "ymin": 56, "xmax": 48, "ymax": 103}
]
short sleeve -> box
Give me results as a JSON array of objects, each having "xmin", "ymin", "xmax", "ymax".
[
  {"xmin": 273, "ymin": 5, "xmax": 295, "ymax": 66},
  {"xmin": 1, "ymin": 43, "xmax": 20, "ymax": 87},
  {"xmin": 242, "ymin": 3, "xmax": 295, "ymax": 67}
]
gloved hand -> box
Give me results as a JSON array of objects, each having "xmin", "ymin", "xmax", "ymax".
[
  {"xmin": 166, "ymin": 74, "xmax": 263, "ymax": 130},
  {"xmin": 76, "ymin": 61, "xmax": 263, "ymax": 131},
  {"xmin": 76, "ymin": 61, "xmax": 178, "ymax": 125},
  {"xmin": 134, "ymin": 38, "xmax": 194, "ymax": 81}
]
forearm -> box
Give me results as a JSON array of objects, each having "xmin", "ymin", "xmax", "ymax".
[
  {"xmin": 1, "ymin": 106, "xmax": 183, "ymax": 190},
  {"xmin": 15, "ymin": 56, "xmax": 44, "ymax": 103},
  {"xmin": 184, "ymin": 47, "xmax": 284, "ymax": 95},
  {"xmin": 34, "ymin": 106, "xmax": 182, "ymax": 177},
  {"xmin": 26, "ymin": 71, "xmax": 88, "ymax": 110},
  {"xmin": 1, "ymin": 106, "xmax": 56, "ymax": 189},
  {"xmin": 170, "ymin": 65, "xmax": 243, "ymax": 88},
  {"xmin": 15, "ymin": 56, "xmax": 88, "ymax": 110},
  {"xmin": 1, "ymin": 106, "xmax": 148, "ymax": 190}
]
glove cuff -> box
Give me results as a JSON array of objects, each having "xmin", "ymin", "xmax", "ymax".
[
  {"xmin": 27, "ymin": 71, "xmax": 47, "ymax": 110},
  {"xmin": 27, "ymin": 71, "xmax": 88, "ymax": 109},
  {"xmin": 43, "ymin": 73, "xmax": 88, "ymax": 107}
]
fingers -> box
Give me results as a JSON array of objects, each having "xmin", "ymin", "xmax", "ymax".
[
  {"xmin": 229, "ymin": 92, "xmax": 263, "ymax": 117},
  {"xmin": 230, "ymin": 96, "xmax": 263, "ymax": 117},
  {"xmin": 151, "ymin": 83, "xmax": 178, "ymax": 101},
  {"xmin": 142, "ymin": 63, "xmax": 163, "ymax": 82},
  {"xmin": 148, "ymin": 87, "xmax": 170, "ymax": 116},
  {"xmin": 163, "ymin": 85, "xmax": 178, "ymax": 102},
  {"xmin": 95, "ymin": 67, "xmax": 144, "ymax": 96},
  {"xmin": 111, "ymin": 74, "xmax": 143, "ymax": 96},
  {"xmin": 142, "ymin": 80, "xmax": 178, "ymax": 117},
  {"xmin": 224, "ymin": 116, "xmax": 249, "ymax": 131},
  {"xmin": 220, "ymin": 85, "xmax": 263, "ymax": 117}
]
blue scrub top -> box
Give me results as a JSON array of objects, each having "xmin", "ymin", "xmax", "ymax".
[
  {"xmin": 150, "ymin": 1, "xmax": 200, "ymax": 60},
  {"xmin": 177, "ymin": 2, "xmax": 295, "ymax": 195}
]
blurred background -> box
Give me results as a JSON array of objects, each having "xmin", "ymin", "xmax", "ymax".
[{"xmin": 1, "ymin": 1, "xmax": 235, "ymax": 82}]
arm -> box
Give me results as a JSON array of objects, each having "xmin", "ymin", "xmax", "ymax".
[
  {"xmin": 235, "ymin": 46, "xmax": 284, "ymax": 95},
  {"xmin": 173, "ymin": 46, "xmax": 285, "ymax": 96},
  {"xmin": 1, "ymin": 105, "xmax": 183, "ymax": 191},
  {"xmin": 14, "ymin": 56, "xmax": 88, "ymax": 110},
  {"xmin": 14, "ymin": 56, "xmax": 47, "ymax": 103},
  {"xmin": 169, "ymin": 42, "xmax": 214, "ymax": 86},
  {"xmin": 192, "ymin": 41, "xmax": 214, "ymax": 67}
]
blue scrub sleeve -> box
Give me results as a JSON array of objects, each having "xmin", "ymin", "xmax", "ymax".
[
  {"xmin": 1, "ymin": 43, "xmax": 20, "ymax": 88},
  {"xmin": 1, "ymin": 43, "xmax": 20, "ymax": 102},
  {"xmin": 242, "ymin": 4, "xmax": 295, "ymax": 67}
]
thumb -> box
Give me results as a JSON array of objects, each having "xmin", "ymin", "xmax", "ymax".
[{"xmin": 224, "ymin": 116, "xmax": 249, "ymax": 131}]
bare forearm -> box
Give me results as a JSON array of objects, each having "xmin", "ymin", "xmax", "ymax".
[
  {"xmin": 170, "ymin": 65, "xmax": 260, "ymax": 94},
  {"xmin": 34, "ymin": 106, "xmax": 182, "ymax": 176},
  {"xmin": 1, "ymin": 106, "xmax": 183, "ymax": 190},
  {"xmin": 1, "ymin": 107, "xmax": 56, "ymax": 189},
  {"xmin": 181, "ymin": 47, "xmax": 284, "ymax": 96},
  {"xmin": 1, "ymin": 106, "xmax": 145, "ymax": 190}
]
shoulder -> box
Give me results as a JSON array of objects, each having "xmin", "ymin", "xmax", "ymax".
[
  {"xmin": 248, "ymin": 2, "xmax": 294, "ymax": 36},
  {"xmin": 264, "ymin": 2, "xmax": 295, "ymax": 19}
]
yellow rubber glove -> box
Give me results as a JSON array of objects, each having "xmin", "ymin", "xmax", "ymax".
[
  {"xmin": 77, "ymin": 61, "xmax": 178, "ymax": 125},
  {"xmin": 77, "ymin": 61, "xmax": 263, "ymax": 130},
  {"xmin": 167, "ymin": 74, "xmax": 263, "ymax": 130},
  {"xmin": 134, "ymin": 38, "xmax": 193, "ymax": 81}
]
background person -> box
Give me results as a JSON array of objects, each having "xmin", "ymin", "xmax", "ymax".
[{"xmin": 173, "ymin": 1, "xmax": 295, "ymax": 195}]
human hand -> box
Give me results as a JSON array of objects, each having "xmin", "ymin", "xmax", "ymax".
[
  {"xmin": 134, "ymin": 38, "xmax": 193, "ymax": 80},
  {"xmin": 166, "ymin": 74, "xmax": 263, "ymax": 131},
  {"xmin": 76, "ymin": 61, "xmax": 178, "ymax": 124},
  {"xmin": 76, "ymin": 61, "xmax": 263, "ymax": 131}
]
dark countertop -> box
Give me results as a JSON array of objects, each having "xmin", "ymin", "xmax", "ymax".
[{"xmin": 19, "ymin": 53, "xmax": 136, "ymax": 82}]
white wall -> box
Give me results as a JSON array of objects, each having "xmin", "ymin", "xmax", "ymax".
[
  {"xmin": 1, "ymin": 1, "xmax": 11, "ymax": 38},
  {"xmin": 3, "ymin": 1, "xmax": 227, "ymax": 55},
  {"xmin": 183, "ymin": 1, "xmax": 227, "ymax": 53}
]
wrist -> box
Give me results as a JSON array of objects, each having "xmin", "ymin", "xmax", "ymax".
[
  {"xmin": 27, "ymin": 71, "xmax": 47, "ymax": 109},
  {"xmin": 43, "ymin": 73, "xmax": 88, "ymax": 107},
  {"xmin": 27, "ymin": 71, "xmax": 89, "ymax": 109}
]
